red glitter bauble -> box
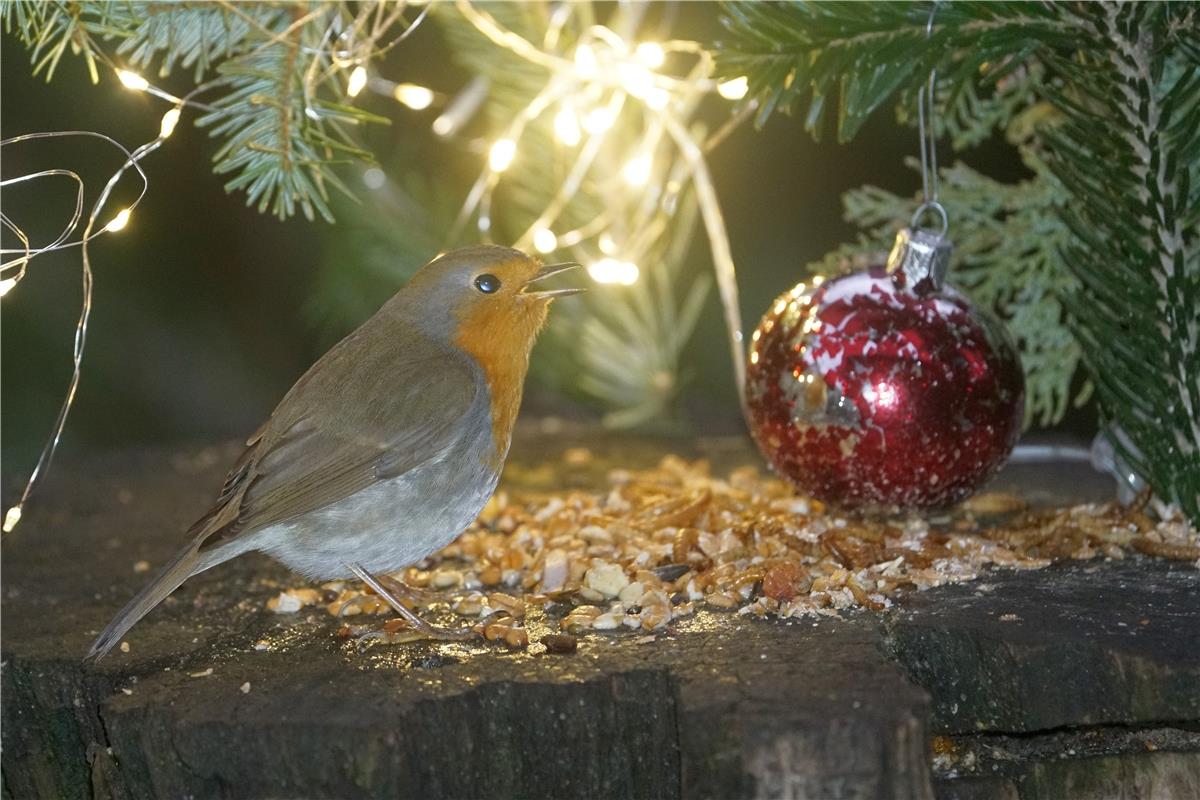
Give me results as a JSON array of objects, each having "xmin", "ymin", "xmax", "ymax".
[{"xmin": 746, "ymin": 265, "xmax": 1024, "ymax": 509}]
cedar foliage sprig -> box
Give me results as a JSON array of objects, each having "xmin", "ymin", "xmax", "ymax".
[{"xmin": 718, "ymin": 1, "xmax": 1200, "ymax": 523}]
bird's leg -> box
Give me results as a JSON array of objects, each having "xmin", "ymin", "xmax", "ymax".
[
  {"xmin": 333, "ymin": 571, "xmax": 436, "ymax": 617},
  {"xmin": 345, "ymin": 563, "xmax": 480, "ymax": 641},
  {"xmin": 372, "ymin": 573, "xmax": 437, "ymax": 608}
]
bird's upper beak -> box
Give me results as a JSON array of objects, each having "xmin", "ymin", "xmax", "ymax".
[{"xmin": 521, "ymin": 261, "xmax": 586, "ymax": 298}]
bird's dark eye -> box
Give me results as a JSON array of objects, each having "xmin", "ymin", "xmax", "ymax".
[{"xmin": 474, "ymin": 273, "xmax": 501, "ymax": 294}]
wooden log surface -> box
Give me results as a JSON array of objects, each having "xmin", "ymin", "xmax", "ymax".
[{"xmin": 2, "ymin": 434, "xmax": 1198, "ymax": 799}]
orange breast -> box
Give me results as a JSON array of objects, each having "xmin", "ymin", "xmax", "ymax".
[{"xmin": 453, "ymin": 294, "xmax": 548, "ymax": 469}]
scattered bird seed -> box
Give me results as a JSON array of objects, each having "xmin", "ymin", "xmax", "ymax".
[
  {"xmin": 541, "ymin": 633, "xmax": 578, "ymax": 654},
  {"xmin": 268, "ymin": 453, "xmax": 1197, "ymax": 649}
]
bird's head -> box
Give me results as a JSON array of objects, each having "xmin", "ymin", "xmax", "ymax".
[{"xmin": 397, "ymin": 245, "xmax": 583, "ymax": 365}]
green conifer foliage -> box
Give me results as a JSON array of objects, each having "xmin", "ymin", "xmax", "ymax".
[{"xmin": 717, "ymin": 1, "xmax": 1199, "ymax": 523}]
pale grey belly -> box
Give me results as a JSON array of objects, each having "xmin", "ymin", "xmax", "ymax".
[{"xmin": 252, "ymin": 438, "xmax": 498, "ymax": 580}]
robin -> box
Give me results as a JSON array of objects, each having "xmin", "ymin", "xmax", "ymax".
[{"xmin": 87, "ymin": 246, "xmax": 582, "ymax": 660}]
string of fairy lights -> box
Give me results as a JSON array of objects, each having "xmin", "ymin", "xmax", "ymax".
[
  {"xmin": 2, "ymin": 1, "xmax": 753, "ymax": 534},
  {"xmin": 0, "ymin": 93, "xmax": 202, "ymax": 534}
]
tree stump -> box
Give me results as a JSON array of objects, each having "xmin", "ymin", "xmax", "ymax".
[{"xmin": 3, "ymin": 435, "xmax": 1197, "ymax": 799}]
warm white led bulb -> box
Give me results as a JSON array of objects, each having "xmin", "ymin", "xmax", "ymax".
[
  {"xmin": 2, "ymin": 504, "xmax": 21, "ymax": 533},
  {"xmin": 159, "ymin": 107, "xmax": 181, "ymax": 138},
  {"xmin": 532, "ymin": 227, "xmax": 558, "ymax": 254},
  {"xmin": 393, "ymin": 83, "xmax": 434, "ymax": 110},
  {"xmin": 583, "ymin": 108, "xmax": 615, "ymax": 134},
  {"xmin": 588, "ymin": 258, "xmax": 639, "ymax": 286},
  {"xmin": 554, "ymin": 108, "xmax": 581, "ymax": 146},
  {"xmin": 618, "ymin": 63, "xmax": 654, "ymax": 98},
  {"xmin": 347, "ymin": 66, "xmax": 368, "ymax": 98},
  {"xmin": 105, "ymin": 208, "xmax": 132, "ymax": 233},
  {"xmin": 717, "ymin": 76, "xmax": 749, "ymax": 100},
  {"xmin": 622, "ymin": 154, "xmax": 652, "ymax": 187},
  {"xmin": 575, "ymin": 44, "xmax": 598, "ymax": 77},
  {"xmin": 644, "ymin": 88, "xmax": 670, "ymax": 110},
  {"xmin": 117, "ymin": 69, "xmax": 149, "ymax": 91},
  {"xmin": 489, "ymin": 138, "xmax": 517, "ymax": 172},
  {"xmin": 635, "ymin": 42, "xmax": 665, "ymax": 68}
]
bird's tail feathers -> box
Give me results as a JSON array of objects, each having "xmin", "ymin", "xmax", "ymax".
[{"xmin": 85, "ymin": 542, "xmax": 200, "ymax": 661}]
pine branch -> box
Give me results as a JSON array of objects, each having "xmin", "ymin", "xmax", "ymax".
[
  {"xmin": 3, "ymin": 0, "xmax": 109, "ymax": 82},
  {"xmin": 106, "ymin": 2, "xmax": 269, "ymax": 81},
  {"xmin": 197, "ymin": 7, "xmax": 364, "ymax": 223},
  {"xmin": 1039, "ymin": 3, "xmax": 1199, "ymax": 522},
  {"xmin": 717, "ymin": 1, "xmax": 1198, "ymax": 521},
  {"xmin": 5, "ymin": 1, "xmax": 392, "ymax": 222},
  {"xmin": 715, "ymin": 1, "xmax": 1077, "ymax": 141}
]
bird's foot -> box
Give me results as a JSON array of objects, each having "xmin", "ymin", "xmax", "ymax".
[{"xmin": 346, "ymin": 562, "xmax": 490, "ymax": 642}]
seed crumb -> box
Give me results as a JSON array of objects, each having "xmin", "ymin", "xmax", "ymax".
[
  {"xmin": 267, "ymin": 456, "xmax": 1198, "ymax": 649},
  {"xmin": 119, "ymin": 641, "xmax": 130, "ymax": 653},
  {"xmin": 133, "ymin": 560, "xmax": 151, "ymax": 574},
  {"xmin": 189, "ymin": 667, "xmax": 214, "ymax": 678},
  {"xmin": 239, "ymin": 682, "xmax": 251, "ymax": 694}
]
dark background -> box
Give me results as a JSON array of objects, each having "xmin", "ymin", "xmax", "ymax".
[{"xmin": 1, "ymin": 5, "xmax": 1080, "ymax": 488}]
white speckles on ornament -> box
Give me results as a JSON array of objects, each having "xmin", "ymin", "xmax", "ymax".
[{"xmin": 747, "ymin": 266, "xmax": 1024, "ymax": 509}]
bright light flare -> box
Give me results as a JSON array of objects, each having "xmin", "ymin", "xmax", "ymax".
[
  {"xmin": 0, "ymin": 277, "xmax": 17, "ymax": 297},
  {"xmin": 863, "ymin": 381, "xmax": 899, "ymax": 409},
  {"xmin": 582, "ymin": 107, "xmax": 615, "ymax": 134},
  {"xmin": 554, "ymin": 107, "xmax": 581, "ymax": 146},
  {"xmin": 393, "ymin": 83, "xmax": 434, "ymax": 110},
  {"xmin": 347, "ymin": 66, "xmax": 368, "ymax": 98},
  {"xmin": 117, "ymin": 69, "xmax": 149, "ymax": 91},
  {"xmin": 2, "ymin": 505, "xmax": 20, "ymax": 533},
  {"xmin": 644, "ymin": 87, "xmax": 670, "ymax": 110},
  {"xmin": 623, "ymin": 154, "xmax": 652, "ymax": 187},
  {"xmin": 532, "ymin": 227, "xmax": 558, "ymax": 254},
  {"xmin": 159, "ymin": 108, "xmax": 181, "ymax": 138},
  {"xmin": 489, "ymin": 138, "xmax": 517, "ymax": 171},
  {"xmin": 589, "ymin": 258, "xmax": 639, "ymax": 285},
  {"xmin": 717, "ymin": 76, "xmax": 749, "ymax": 100},
  {"xmin": 635, "ymin": 42, "xmax": 665, "ymax": 68},
  {"xmin": 104, "ymin": 208, "xmax": 132, "ymax": 233},
  {"xmin": 574, "ymin": 44, "xmax": 598, "ymax": 77},
  {"xmin": 618, "ymin": 63, "xmax": 655, "ymax": 98}
]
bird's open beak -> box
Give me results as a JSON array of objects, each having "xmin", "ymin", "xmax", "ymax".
[{"xmin": 522, "ymin": 261, "xmax": 586, "ymax": 298}]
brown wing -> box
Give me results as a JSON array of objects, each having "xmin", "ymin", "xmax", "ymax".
[{"xmin": 196, "ymin": 318, "xmax": 480, "ymax": 551}]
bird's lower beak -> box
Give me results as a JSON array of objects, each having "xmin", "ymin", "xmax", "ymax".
[{"xmin": 522, "ymin": 261, "xmax": 586, "ymax": 298}]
